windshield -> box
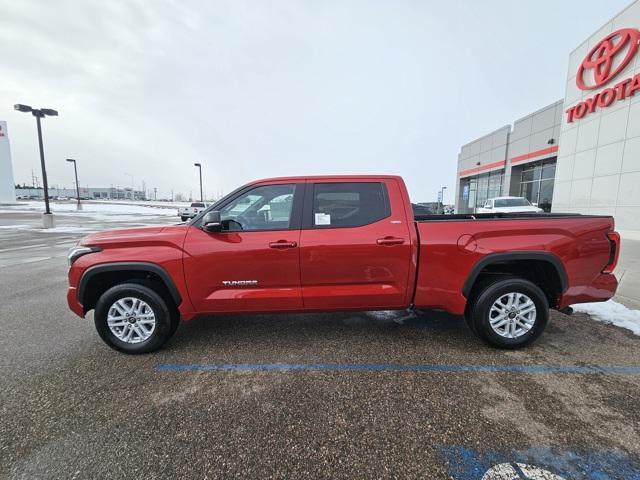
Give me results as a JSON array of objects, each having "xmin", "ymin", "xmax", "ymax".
[
  {"xmin": 191, "ymin": 203, "xmax": 205, "ymax": 208},
  {"xmin": 494, "ymin": 198, "xmax": 532, "ymax": 207}
]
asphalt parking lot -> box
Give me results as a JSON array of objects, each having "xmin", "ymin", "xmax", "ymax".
[{"xmin": 1, "ymin": 210, "xmax": 640, "ymax": 479}]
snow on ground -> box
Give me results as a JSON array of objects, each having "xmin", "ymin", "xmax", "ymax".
[
  {"xmin": 28, "ymin": 226, "xmax": 99, "ymax": 234},
  {"xmin": 572, "ymin": 300, "xmax": 640, "ymax": 336},
  {"xmin": 2, "ymin": 201, "xmax": 181, "ymax": 217}
]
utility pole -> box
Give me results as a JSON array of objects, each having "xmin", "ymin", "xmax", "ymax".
[{"xmin": 154, "ymin": 187, "xmax": 157, "ymax": 200}]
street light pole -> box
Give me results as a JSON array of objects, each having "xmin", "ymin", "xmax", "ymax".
[
  {"xmin": 14, "ymin": 104, "xmax": 58, "ymax": 228},
  {"xmin": 194, "ymin": 163, "xmax": 203, "ymax": 202},
  {"xmin": 66, "ymin": 158, "xmax": 81, "ymax": 210},
  {"xmin": 442, "ymin": 186, "xmax": 447, "ymax": 211},
  {"xmin": 34, "ymin": 113, "xmax": 51, "ymax": 215}
]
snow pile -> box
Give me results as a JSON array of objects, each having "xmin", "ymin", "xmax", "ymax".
[{"xmin": 572, "ymin": 300, "xmax": 640, "ymax": 336}]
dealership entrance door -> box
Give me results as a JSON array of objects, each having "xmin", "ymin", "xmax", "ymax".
[{"xmin": 518, "ymin": 159, "xmax": 556, "ymax": 212}]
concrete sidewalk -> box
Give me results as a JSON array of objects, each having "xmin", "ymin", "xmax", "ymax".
[{"xmin": 615, "ymin": 233, "xmax": 640, "ymax": 310}]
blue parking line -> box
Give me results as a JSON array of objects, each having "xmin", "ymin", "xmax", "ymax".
[
  {"xmin": 157, "ymin": 363, "xmax": 640, "ymax": 375},
  {"xmin": 439, "ymin": 445, "xmax": 640, "ymax": 479}
]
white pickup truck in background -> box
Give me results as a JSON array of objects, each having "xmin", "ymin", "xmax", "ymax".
[
  {"xmin": 476, "ymin": 196, "xmax": 544, "ymax": 214},
  {"xmin": 178, "ymin": 202, "xmax": 210, "ymax": 221}
]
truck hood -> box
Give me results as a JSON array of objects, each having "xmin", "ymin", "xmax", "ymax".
[{"xmin": 80, "ymin": 224, "xmax": 187, "ymax": 246}]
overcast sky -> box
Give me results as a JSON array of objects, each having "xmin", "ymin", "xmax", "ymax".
[{"xmin": 0, "ymin": 0, "xmax": 631, "ymax": 201}]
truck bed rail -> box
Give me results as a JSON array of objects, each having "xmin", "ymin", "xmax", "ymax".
[{"xmin": 414, "ymin": 212, "xmax": 589, "ymax": 222}]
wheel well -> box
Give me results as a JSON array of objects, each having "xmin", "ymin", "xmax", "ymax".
[
  {"xmin": 81, "ymin": 270, "xmax": 177, "ymax": 313},
  {"xmin": 467, "ymin": 259, "xmax": 563, "ymax": 308}
]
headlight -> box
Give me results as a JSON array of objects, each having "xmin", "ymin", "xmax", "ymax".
[{"xmin": 68, "ymin": 246, "xmax": 101, "ymax": 266}]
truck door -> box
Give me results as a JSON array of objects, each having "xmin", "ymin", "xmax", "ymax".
[
  {"xmin": 182, "ymin": 182, "xmax": 304, "ymax": 313},
  {"xmin": 299, "ymin": 179, "xmax": 413, "ymax": 310}
]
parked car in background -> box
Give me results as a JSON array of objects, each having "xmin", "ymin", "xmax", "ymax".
[
  {"xmin": 178, "ymin": 202, "xmax": 210, "ymax": 221},
  {"xmin": 67, "ymin": 175, "xmax": 619, "ymax": 354},
  {"xmin": 476, "ymin": 196, "xmax": 543, "ymax": 214},
  {"xmin": 57, "ymin": 196, "xmax": 69, "ymax": 201}
]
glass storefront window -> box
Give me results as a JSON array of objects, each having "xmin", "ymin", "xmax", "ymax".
[
  {"xmin": 518, "ymin": 158, "xmax": 556, "ymax": 212},
  {"xmin": 538, "ymin": 180, "xmax": 554, "ymax": 212},
  {"xmin": 458, "ymin": 170, "xmax": 504, "ymax": 213},
  {"xmin": 541, "ymin": 163, "xmax": 556, "ymax": 180},
  {"xmin": 520, "ymin": 181, "xmax": 540, "ymax": 205}
]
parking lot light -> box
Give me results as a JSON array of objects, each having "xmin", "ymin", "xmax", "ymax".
[
  {"xmin": 66, "ymin": 158, "xmax": 82, "ymax": 210},
  {"xmin": 194, "ymin": 163, "xmax": 203, "ymax": 202},
  {"xmin": 14, "ymin": 103, "xmax": 59, "ymax": 228}
]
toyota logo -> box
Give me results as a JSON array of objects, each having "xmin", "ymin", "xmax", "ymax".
[{"xmin": 576, "ymin": 28, "xmax": 640, "ymax": 90}]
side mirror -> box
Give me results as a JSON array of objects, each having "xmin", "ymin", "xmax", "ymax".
[{"xmin": 202, "ymin": 211, "xmax": 222, "ymax": 232}]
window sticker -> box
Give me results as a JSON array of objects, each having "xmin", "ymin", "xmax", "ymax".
[{"xmin": 315, "ymin": 213, "xmax": 331, "ymax": 225}]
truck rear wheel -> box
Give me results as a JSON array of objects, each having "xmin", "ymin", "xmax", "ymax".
[
  {"xmin": 94, "ymin": 283, "xmax": 178, "ymax": 354},
  {"xmin": 181, "ymin": 216, "xmax": 188, "ymax": 222},
  {"xmin": 467, "ymin": 277, "xmax": 548, "ymax": 349}
]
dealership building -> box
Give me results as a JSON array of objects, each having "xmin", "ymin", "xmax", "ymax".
[
  {"xmin": 0, "ymin": 121, "xmax": 16, "ymax": 203},
  {"xmin": 456, "ymin": 0, "xmax": 640, "ymax": 235}
]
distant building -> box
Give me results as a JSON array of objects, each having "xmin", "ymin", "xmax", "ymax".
[
  {"xmin": 15, "ymin": 186, "xmax": 146, "ymax": 200},
  {"xmin": 0, "ymin": 121, "xmax": 16, "ymax": 203}
]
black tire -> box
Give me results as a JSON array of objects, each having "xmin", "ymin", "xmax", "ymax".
[
  {"xmin": 466, "ymin": 277, "xmax": 548, "ymax": 349},
  {"xmin": 94, "ymin": 283, "xmax": 178, "ymax": 354},
  {"xmin": 180, "ymin": 216, "xmax": 188, "ymax": 222},
  {"xmin": 126, "ymin": 278, "xmax": 180, "ymax": 337}
]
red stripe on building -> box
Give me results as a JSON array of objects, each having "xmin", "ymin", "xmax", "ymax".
[
  {"xmin": 459, "ymin": 146, "xmax": 560, "ymax": 177},
  {"xmin": 459, "ymin": 160, "xmax": 506, "ymax": 177},
  {"xmin": 510, "ymin": 145, "xmax": 559, "ymax": 164}
]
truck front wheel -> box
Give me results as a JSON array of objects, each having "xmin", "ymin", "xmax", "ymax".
[
  {"xmin": 467, "ymin": 277, "xmax": 548, "ymax": 349},
  {"xmin": 94, "ymin": 283, "xmax": 178, "ymax": 354}
]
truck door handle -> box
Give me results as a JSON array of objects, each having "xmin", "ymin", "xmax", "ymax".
[
  {"xmin": 269, "ymin": 240, "xmax": 298, "ymax": 249},
  {"xmin": 376, "ymin": 237, "xmax": 405, "ymax": 246}
]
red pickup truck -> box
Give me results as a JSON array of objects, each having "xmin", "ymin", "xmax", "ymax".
[{"xmin": 66, "ymin": 175, "xmax": 620, "ymax": 354}]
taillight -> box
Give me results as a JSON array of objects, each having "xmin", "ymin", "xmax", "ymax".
[{"xmin": 602, "ymin": 231, "xmax": 620, "ymax": 274}]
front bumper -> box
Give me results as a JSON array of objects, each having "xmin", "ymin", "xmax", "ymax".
[{"xmin": 67, "ymin": 286, "xmax": 84, "ymax": 318}]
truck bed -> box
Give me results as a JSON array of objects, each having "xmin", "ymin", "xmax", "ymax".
[{"xmin": 411, "ymin": 213, "xmax": 617, "ymax": 315}]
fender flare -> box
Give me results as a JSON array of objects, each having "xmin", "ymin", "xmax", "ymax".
[
  {"xmin": 77, "ymin": 262, "xmax": 182, "ymax": 306},
  {"xmin": 462, "ymin": 251, "xmax": 568, "ymax": 298}
]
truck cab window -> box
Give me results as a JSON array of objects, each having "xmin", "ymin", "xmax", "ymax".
[
  {"xmin": 312, "ymin": 182, "xmax": 389, "ymax": 228},
  {"xmin": 219, "ymin": 184, "xmax": 295, "ymax": 231}
]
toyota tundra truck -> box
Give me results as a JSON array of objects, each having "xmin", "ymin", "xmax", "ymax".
[{"xmin": 66, "ymin": 175, "xmax": 620, "ymax": 354}]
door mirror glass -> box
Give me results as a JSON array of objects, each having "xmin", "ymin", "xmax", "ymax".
[{"xmin": 202, "ymin": 211, "xmax": 222, "ymax": 232}]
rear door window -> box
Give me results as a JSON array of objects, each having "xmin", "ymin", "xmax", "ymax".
[{"xmin": 310, "ymin": 182, "xmax": 390, "ymax": 228}]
